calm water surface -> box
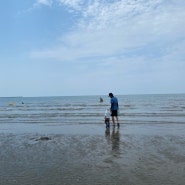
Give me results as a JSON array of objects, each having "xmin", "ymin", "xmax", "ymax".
[{"xmin": 0, "ymin": 94, "xmax": 185, "ymax": 125}]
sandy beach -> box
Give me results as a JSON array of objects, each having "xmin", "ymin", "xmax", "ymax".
[{"xmin": 0, "ymin": 123, "xmax": 185, "ymax": 185}]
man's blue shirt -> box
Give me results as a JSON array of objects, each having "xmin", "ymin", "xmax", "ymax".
[{"xmin": 110, "ymin": 97, "xmax": 118, "ymax": 110}]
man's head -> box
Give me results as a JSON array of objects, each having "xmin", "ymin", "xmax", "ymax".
[{"xmin": 109, "ymin": 93, "xmax": 113, "ymax": 98}]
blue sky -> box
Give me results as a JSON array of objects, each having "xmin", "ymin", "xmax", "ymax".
[{"xmin": 1, "ymin": 0, "xmax": 185, "ymax": 97}]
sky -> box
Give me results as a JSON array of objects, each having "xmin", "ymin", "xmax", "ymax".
[{"xmin": 0, "ymin": 0, "xmax": 185, "ymax": 97}]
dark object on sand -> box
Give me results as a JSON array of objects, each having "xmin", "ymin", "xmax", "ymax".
[{"xmin": 36, "ymin": 136, "xmax": 51, "ymax": 141}]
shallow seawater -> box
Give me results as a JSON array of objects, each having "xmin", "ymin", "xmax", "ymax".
[{"xmin": 0, "ymin": 94, "xmax": 185, "ymax": 125}]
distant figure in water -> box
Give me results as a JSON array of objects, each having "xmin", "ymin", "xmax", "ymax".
[
  {"xmin": 8, "ymin": 102, "xmax": 14, "ymax": 106},
  {"xmin": 21, "ymin": 97, "xmax": 24, "ymax": 104},
  {"xmin": 99, "ymin": 97, "xmax": 103, "ymax": 103}
]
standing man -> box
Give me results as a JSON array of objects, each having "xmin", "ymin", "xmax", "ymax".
[{"xmin": 109, "ymin": 93, "xmax": 119, "ymax": 127}]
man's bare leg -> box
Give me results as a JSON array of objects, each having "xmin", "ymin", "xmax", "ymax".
[
  {"xmin": 112, "ymin": 116, "xmax": 115, "ymax": 126},
  {"xmin": 116, "ymin": 116, "xmax": 119, "ymax": 127}
]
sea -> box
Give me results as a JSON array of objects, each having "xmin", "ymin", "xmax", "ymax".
[
  {"xmin": 0, "ymin": 94, "xmax": 185, "ymax": 125},
  {"xmin": 1, "ymin": 94, "xmax": 185, "ymax": 185}
]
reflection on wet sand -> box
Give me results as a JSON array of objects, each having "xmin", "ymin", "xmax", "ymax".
[
  {"xmin": 1, "ymin": 124, "xmax": 185, "ymax": 185},
  {"xmin": 105, "ymin": 127, "xmax": 120, "ymax": 156}
]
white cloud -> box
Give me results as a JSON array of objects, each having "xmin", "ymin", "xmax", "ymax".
[
  {"xmin": 57, "ymin": 0, "xmax": 82, "ymax": 9},
  {"xmin": 35, "ymin": 0, "xmax": 53, "ymax": 6},
  {"xmin": 31, "ymin": 0, "xmax": 185, "ymax": 89},
  {"xmin": 32, "ymin": 1, "xmax": 184, "ymax": 61},
  {"xmin": 18, "ymin": 0, "xmax": 54, "ymax": 14}
]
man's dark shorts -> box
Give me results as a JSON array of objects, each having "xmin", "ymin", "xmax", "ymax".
[{"xmin": 111, "ymin": 110, "xmax": 117, "ymax": 117}]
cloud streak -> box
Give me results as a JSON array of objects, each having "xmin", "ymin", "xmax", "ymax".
[
  {"xmin": 29, "ymin": 0, "xmax": 185, "ymax": 95},
  {"xmin": 31, "ymin": 0, "xmax": 185, "ymax": 66},
  {"xmin": 35, "ymin": 0, "xmax": 53, "ymax": 6}
]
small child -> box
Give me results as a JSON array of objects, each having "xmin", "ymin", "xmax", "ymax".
[{"xmin": 104, "ymin": 108, "xmax": 111, "ymax": 128}]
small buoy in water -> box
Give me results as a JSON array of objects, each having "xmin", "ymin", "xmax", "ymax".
[{"xmin": 8, "ymin": 102, "xmax": 14, "ymax": 106}]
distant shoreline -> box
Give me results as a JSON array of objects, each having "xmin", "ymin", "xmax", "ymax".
[{"xmin": 1, "ymin": 92, "xmax": 185, "ymax": 98}]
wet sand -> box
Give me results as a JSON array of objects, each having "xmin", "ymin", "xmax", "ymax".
[{"xmin": 0, "ymin": 123, "xmax": 185, "ymax": 185}]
